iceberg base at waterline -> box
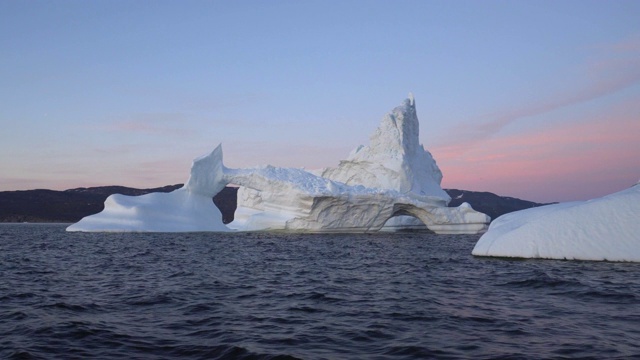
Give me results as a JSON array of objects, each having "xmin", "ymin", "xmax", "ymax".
[
  {"xmin": 227, "ymin": 165, "xmax": 489, "ymax": 234},
  {"xmin": 471, "ymin": 183, "xmax": 640, "ymax": 262},
  {"xmin": 66, "ymin": 146, "xmax": 230, "ymax": 232},
  {"xmin": 65, "ymin": 188, "xmax": 229, "ymax": 232}
]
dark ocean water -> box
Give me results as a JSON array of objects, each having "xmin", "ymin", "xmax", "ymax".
[{"xmin": 1, "ymin": 224, "xmax": 639, "ymax": 360}]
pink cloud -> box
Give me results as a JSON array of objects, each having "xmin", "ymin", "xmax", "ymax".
[
  {"xmin": 436, "ymin": 33, "xmax": 640, "ymax": 151},
  {"xmin": 430, "ymin": 35, "xmax": 640, "ymax": 203},
  {"xmin": 595, "ymin": 33, "xmax": 640, "ymax": 53},
  {"xmin": 434, "ymin": 105, "xmax": 640, "ymax": 202}
]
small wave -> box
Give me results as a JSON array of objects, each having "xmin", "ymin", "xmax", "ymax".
[
  {"xmin": 0, "ymin": 292, "xmax": 38, "ymax": 301},
  {"xmin": 287, "ymin": 305, "xmax": 325, "ymax": 313},
  {"xmin": 167, "ymin": 270, "xmax": 195, "ymax": 278},
  {"xmin": 389, "ymin": 312, "xmax": 439, "ymax": 322},
  {"xmin": 2, "ymin": 310, "xmax": 28, "ymax": 321},
  {"xmin": 302, "ymin": 291, "xmax": 340, "ymax": 302},
  {"xmin": 383, "ymin": 345, "xmax": 447, "ymax": 358},
  {"xmin": 158, "ymin": 344, "xmax": 302, "ymax": 360},
  {"xmin": 39, "ymin": 302, "xmax": 101, "ymax": 312},
  {"xmin": 31, "ymin": 320, "xmax": 107, "ymax": 339},
  {"xmin": 180, "ymin": 303, "xmax": 214, "ymax": 315},
  {"xmin": 6, "ymin": 349, "xmax": 37, "ymax": 360},
  {"xmin": 124, "ymin": 293, "xmax": 173, "ymax": 306},
  {"xmin": 499, "ymin": 271, "xmax": 583, "ymax": 289},
  {"xmin": 464, "ymin": 315, "xmax": 498, "ymax": 324},
  {"xmin": 363, "ymin": 328, "xmax": 395, "ymax": 340},
  {"xmin": 579, "ymin": 289, "xmax": 638, "ymax": 303},
  {"xmin": 235, "ymin": 292, "xmax": 259, "ymax": 300},
  {"xmin": 126, "ymin": 249, "xmax": 152, "ymax": 258}
]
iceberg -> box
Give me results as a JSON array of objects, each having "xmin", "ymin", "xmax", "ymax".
[
  {"xmin": 67, "ymin": 95, "xmax": 491, "ymax": 234},
  {"xmin": 472, "ymin": 182, "xmax": 640, "ymax": 262}
]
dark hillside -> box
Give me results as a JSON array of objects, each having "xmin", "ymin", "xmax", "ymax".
[
  {"xmin": 0, "ymin": 185, "xmax": 237, "ymax": 224},
  {"xmin": 445, "ymin": 189, "xmax": 552, "ymax": 221},
  {"xmin": 0, "ymin": 185, "xmax": 543, "ymax": 224}
]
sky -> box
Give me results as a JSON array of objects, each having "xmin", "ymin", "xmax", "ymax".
[{"xmin": 1, "ymin": 0, "xmax": 639, "ymax": 203}]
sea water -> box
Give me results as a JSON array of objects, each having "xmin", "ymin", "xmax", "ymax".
[{"xmin": 1, "ymin": 224, "xmax": 639, "ymax": 359}]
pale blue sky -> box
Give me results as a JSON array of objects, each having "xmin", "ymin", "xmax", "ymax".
[{"xmin": 1, "ymin": 0, "xmax": 639, "ymax": 202}]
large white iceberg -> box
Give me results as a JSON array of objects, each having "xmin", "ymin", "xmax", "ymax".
[
  {"xmin": 472, "ymin": 183, "xmax": 640, "ymax": 262},
  {"xmin": 67, "ymin": 95, "xmax": 490, "ymax": 233}
]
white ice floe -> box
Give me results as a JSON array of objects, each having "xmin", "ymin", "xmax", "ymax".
[
  {"xmin": 67, "ymin": 95, "xmax": 490, "ymax": 233},
  {"xmin": 472, "ymin": 183, "xmax": 640, "ymax": 262}
]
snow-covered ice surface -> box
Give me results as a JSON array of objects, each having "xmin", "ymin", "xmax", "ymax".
[
  {"xmin": 66, "ymin": 146, "xmax": 229, "ymax": 232},
  {"xmin": 67, "ymin": 95, "xmax": 490, "ymax": 233},
  {"xmin": 472, "ymin": 183, "xmax": 640, "ymax": 262}
]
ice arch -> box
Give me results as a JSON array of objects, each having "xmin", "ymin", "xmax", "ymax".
[{"xmin": 222, "ymin": 148, "xmax": 489, "ymax": 234}]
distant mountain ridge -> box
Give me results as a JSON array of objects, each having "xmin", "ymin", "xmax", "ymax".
[
  {"xmin": 0, "ymin": 185, "xmax": 236, "ymax": 224},
  {"xmin": 0, "ymin": 186, "xmax": 548, "ymax": 224},
  {"xmin": 445, "ymin": 189, "xmax": 552, "ymax": 221}
]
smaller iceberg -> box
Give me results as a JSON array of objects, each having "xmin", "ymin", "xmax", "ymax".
[
  {"xmin": 66, "ymin": 146, "xmax": 229, "ymax": 232},
  {"xmin": 472, "ymin": 182, "xmax": 640, "ymax": 262}
]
